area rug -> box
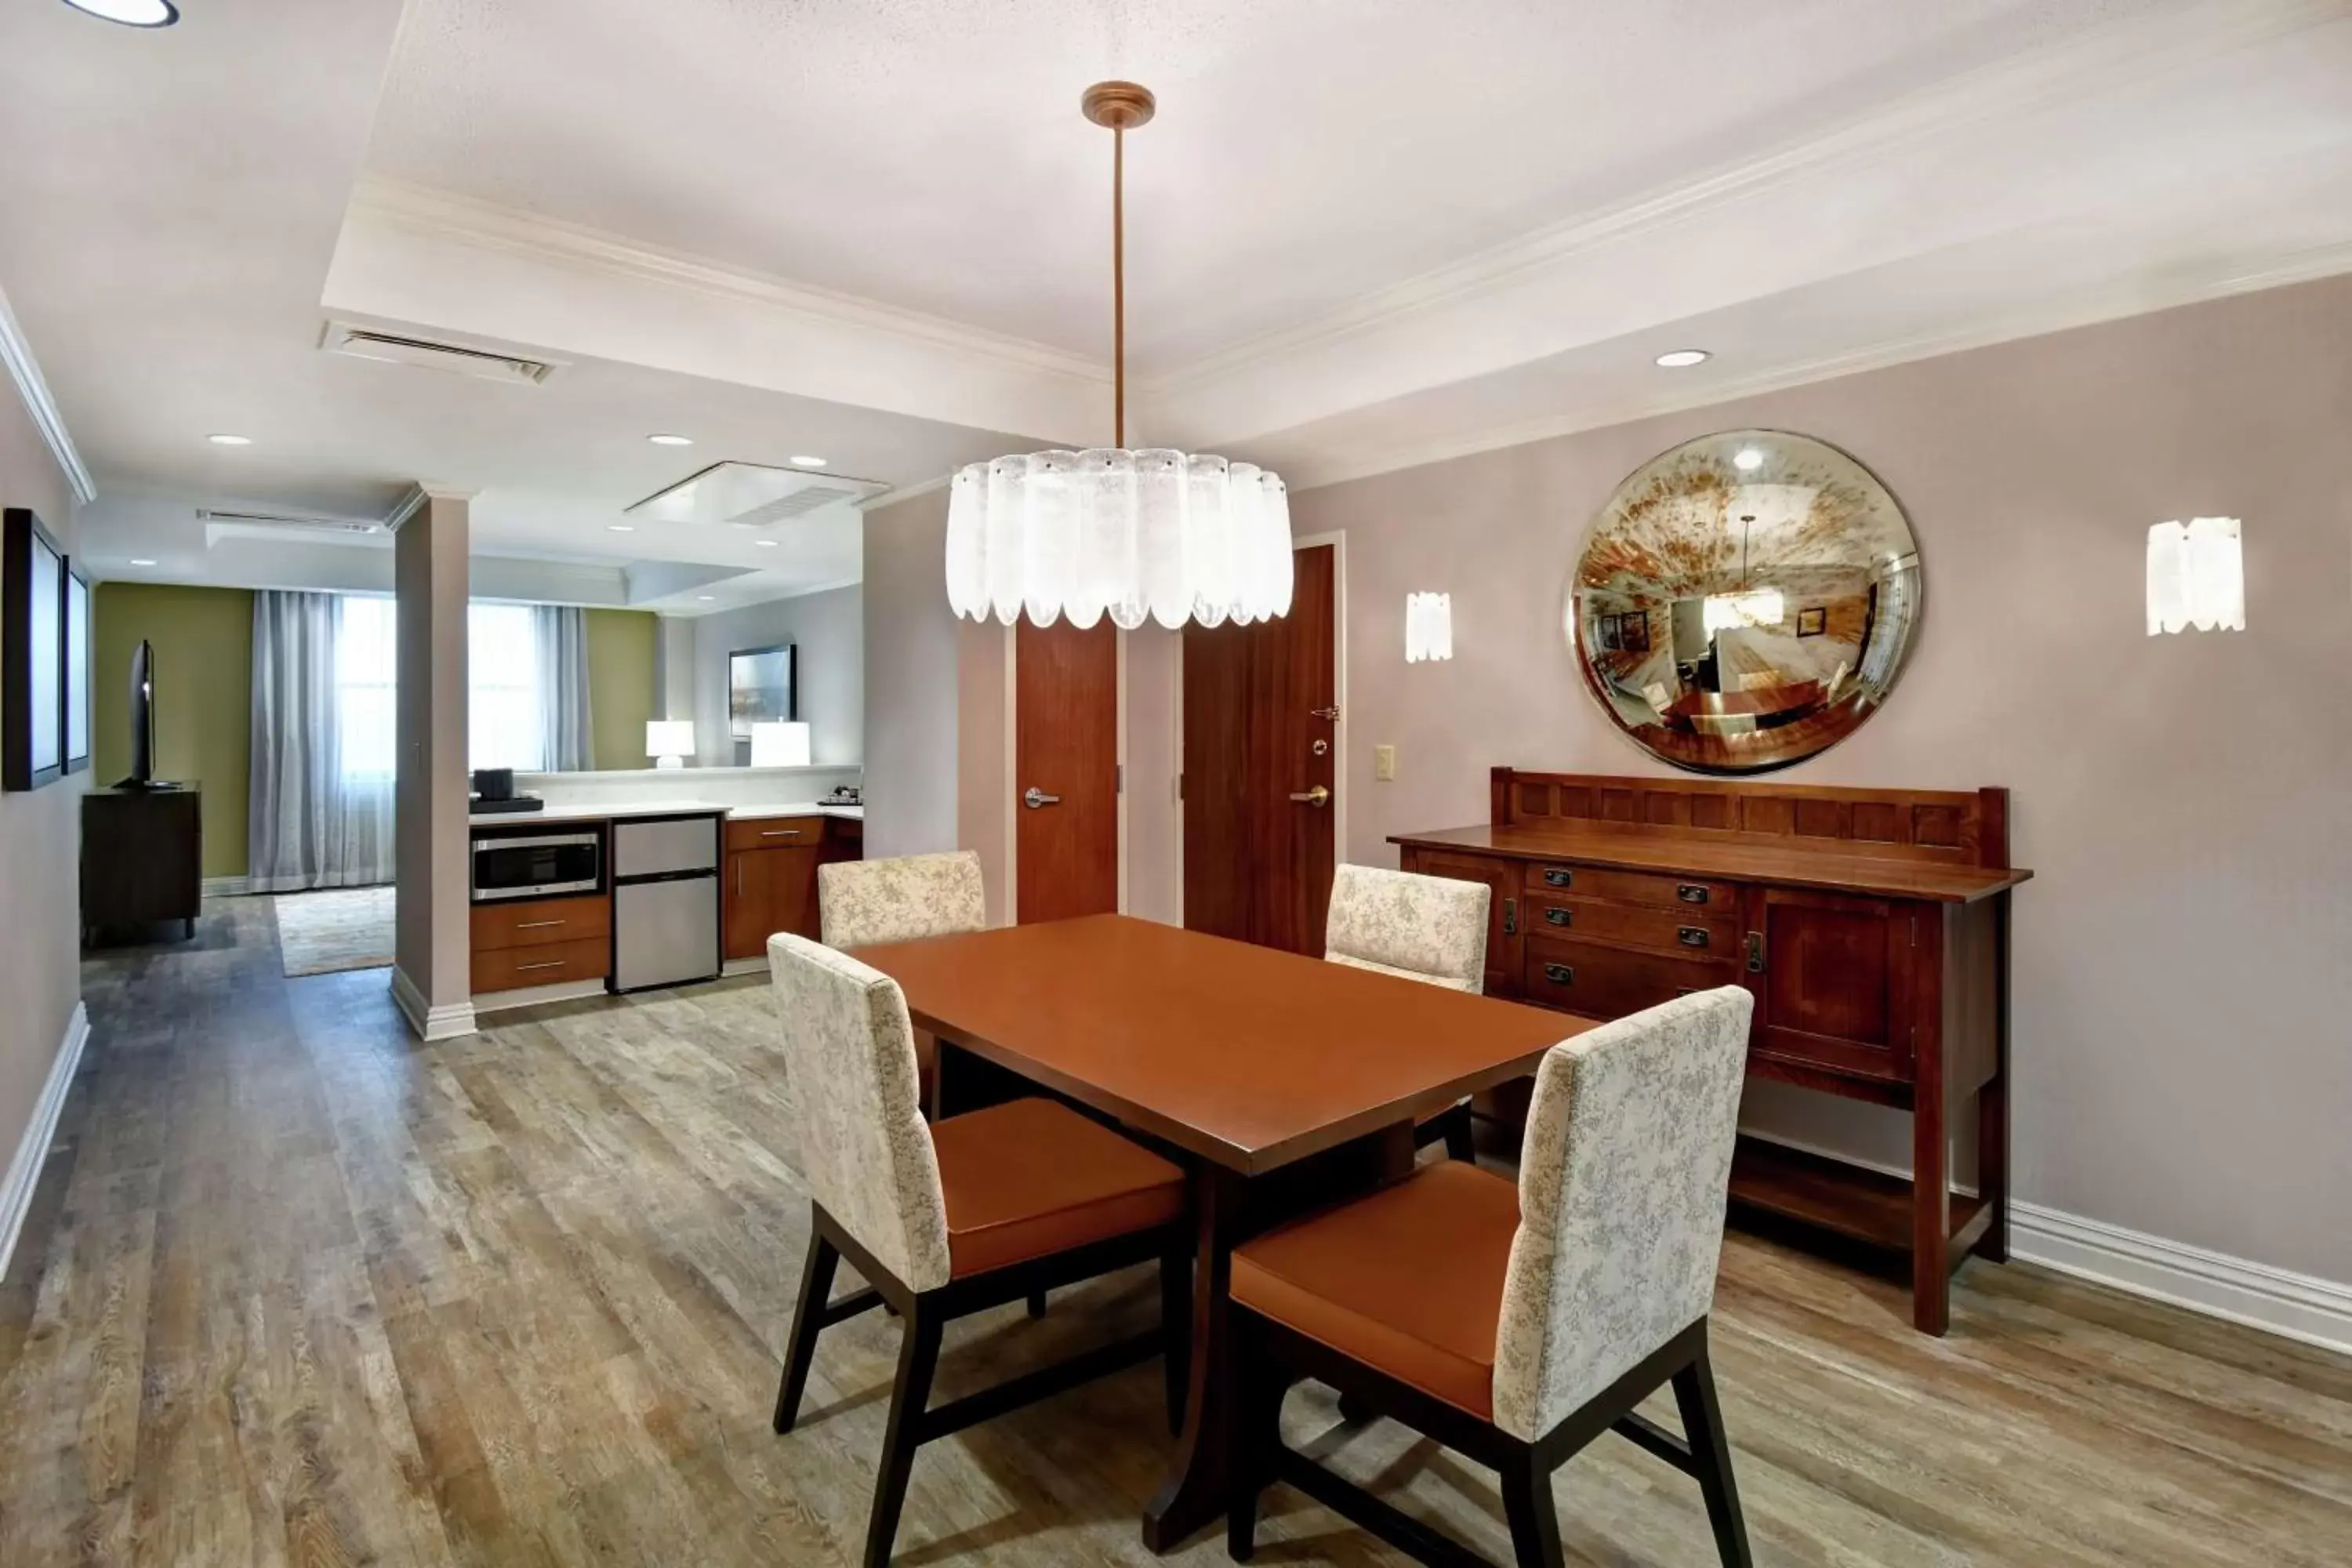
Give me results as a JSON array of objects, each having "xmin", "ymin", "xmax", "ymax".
[{"xmin": 275, "ymin": 885, "xmax": 397, "ymax": 977}]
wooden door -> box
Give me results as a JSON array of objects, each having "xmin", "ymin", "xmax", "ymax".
[
  {"xmin": 1744, "ymin": 886, "xmax": 1918, "ymax": 1084},
  {"xmin": 1015, "ymin": 619, "xmax": 1119, "ymax": 923},
  {"xmin": 1181, "ymin": 543, "xmax": 1338, "ymax": 955}
]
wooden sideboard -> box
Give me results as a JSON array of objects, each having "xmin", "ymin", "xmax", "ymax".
[{"xmin": 1393, "ymin": 767, "xmax": 2031, "ymax": 1334}]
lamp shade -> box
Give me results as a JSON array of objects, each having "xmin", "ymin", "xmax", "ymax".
[
  {"xmin": 750, "ymin": 720, "xmax": 812, "ymax": 768},
  {"xmin": 645, "ymin": 720, "xmax": 695, "ymax": 763},
  {"xmin": 2147, "ymin": 517, "xmax": 2244, "ymax": 634}
]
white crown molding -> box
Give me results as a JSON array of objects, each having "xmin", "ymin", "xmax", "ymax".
[
  {"xmin": 350, "ymin": 179, "xmax": 1108, "ymax": 390},
  {"xmin": 1142, "ymin": 0, "xmax": 2352, "ymax": 405},
  {"xmin": 0, "ymin": 282, "xmax": 96, "ymax": 507},
  {"xmin": 0, "ymin": 1002, "xmax": 88, "ymax": 1285},
  {"xmin": 1277, "ymin": 235, "xmax": 2352, "ymax": 494},
  {"xmin": 383, "ymin": 482, "xmax": 477, "ymax": 531}
]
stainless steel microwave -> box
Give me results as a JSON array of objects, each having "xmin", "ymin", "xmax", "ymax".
[{"xmin": 471, "ymin": 829, "xmax": 602, "ymax": 902}]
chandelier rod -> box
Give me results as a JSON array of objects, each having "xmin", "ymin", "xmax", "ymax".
[{"xmin": 1114, "ymin": 120, "xmax": 1124, "ymax": 447}]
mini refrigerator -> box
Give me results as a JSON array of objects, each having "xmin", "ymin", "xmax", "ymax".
[{"xmin": 610, "ymin": 813, "xmax": 722, "ymax": 992}]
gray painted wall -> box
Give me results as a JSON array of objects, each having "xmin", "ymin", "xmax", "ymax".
[
  {"xmin": 691, "ymin": 584, "xmax": 862, "ymax": 767},
  {"xmin": 862, "ymin": 490, "xmax": 960, "ymax": 861}
]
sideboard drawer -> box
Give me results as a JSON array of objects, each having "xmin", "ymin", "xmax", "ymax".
[
  {"xmin": 470, "ymin": 893, "xmax": 612, "ymax": 952},
  {"xmin": 1523, "ymin": 895, "xmax": 1738, "ymax": 956},
  {"xmin": 473, "ymin": 935, "xmax": 610, "ymax": 993},
  {"xmin": 1523, "ymin": 933, "xmax": 1737, "ymax": 1019},
  {"xmin": 1521, "ymin": 861, "xmax": 1738, "ymax": 911}
]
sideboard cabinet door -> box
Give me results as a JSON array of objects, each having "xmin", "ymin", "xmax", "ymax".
[
  {"xmin": 1744, "ymin": 886, "xmax": 1919, "ymax": 1085},
  {"xmin": 1400, "ymin": 848, "xmax": 1522, "ymax": 996}
]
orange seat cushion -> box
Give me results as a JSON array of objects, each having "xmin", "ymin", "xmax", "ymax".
[
  {"xmin": 1232, "ymin": 1160, "xmax": 1519, "ymax": 1420},
  {"xmin": 932, "ymin": 1098, "xmax": 1186, "ymax": 1279}
]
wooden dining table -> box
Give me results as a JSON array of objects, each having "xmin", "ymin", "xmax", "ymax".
[{"xmin": 854, "ymin": 913, "xmax": 1594, "ymax": 1552}]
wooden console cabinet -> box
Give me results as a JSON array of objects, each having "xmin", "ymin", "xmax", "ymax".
[
  {"xmin": 722, "ymin": 813, "xmax": 863, "ymax": 960},
  {"xmin": 1394, "ymin": 768, "xmax": 2030, "ymax": 1335},
  {"xmin": 470, "ymin": 891, "xmax": 612, "ymax": 993}
]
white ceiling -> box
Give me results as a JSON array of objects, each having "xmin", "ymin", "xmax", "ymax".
[{"xmin": 4, "ymin": 0, "xmax": 2350, "ymax": 601}]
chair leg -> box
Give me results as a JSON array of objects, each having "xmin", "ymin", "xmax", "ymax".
[
  {"xmin": 1673, "ymin": 1339, "xmax": 1753, "ymax": 1568},
  {"xmin": 863, "ymin": 1299, "xmax": 943, "ymax": 1568},
  {"xmin": 1443, "ymin": 1103, "xmax": 1476, "ymax": 1163},
  {"xmin": 1160, "ymin": 1242, "xmax": 1192, "ymax": 1436},
  {"xmin": 774, "ymin": 1224, "xmax": 840, "ymax": 1435},
  {"xmin": 1026, "ymin": 1288, "xmax": 1048, "ymax": 1319},
  {"xmin": 1500, "ymin": 1456, "xmax": 1564, "ymax": 1568}
]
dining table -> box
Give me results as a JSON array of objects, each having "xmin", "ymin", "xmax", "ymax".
[{"xmin": 853, "ymin": 912, "xmax": 1595, "ymax": 1553}]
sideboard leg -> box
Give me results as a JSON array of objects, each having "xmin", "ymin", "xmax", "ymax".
[{"xmin": 1912, "ymin": 1033, "xmax": 1952, "ymax": 1338}]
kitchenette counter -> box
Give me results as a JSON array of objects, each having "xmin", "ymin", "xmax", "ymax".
[{"xmin": 470, "ymin": 800, "xmax": 863, "ymax": 828}]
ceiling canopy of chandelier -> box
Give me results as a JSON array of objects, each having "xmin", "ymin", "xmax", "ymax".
[{"xmin": 945, "ymin": 82, "xmax": 1294, "ymax": 630}]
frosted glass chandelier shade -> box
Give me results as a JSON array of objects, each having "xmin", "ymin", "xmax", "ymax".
[
  {"xmin": 1702, "ymin": 587, "xmax": 1786, "ymax": 635},
  {"xmin": 945, "ymin": 451, "xmax": 1292, "ymax": 630},
  {"xmin": 1404, "ymin": 592, "xmax": 1453, "ymax": 662},
  {"xmin": 2146, "ymin": 517, "xmax": 2243, "ymax": 635}
]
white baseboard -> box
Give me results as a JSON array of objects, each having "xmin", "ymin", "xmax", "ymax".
[
  {"xmin": 390, "ymin": 967, "xmax": 477, "ymax": 1042},
  {"xmin": 0, "ymin": 1001, "xmax": 89, "ymax": 1285},
  {"xmin": 2010, "ymin": 1203, "xmax": 2352, "ymax": 1357},
  {"xmin": 721, "ymin": 955, "xmax": 768, "ymax": 979},
  {"xmin": 201, "ymin": 875, "xmax": 250, "ymax": 898},
  {"xmin": 1738, "ymin": 1129, "xmax": 2350, "ymax": 1355}
]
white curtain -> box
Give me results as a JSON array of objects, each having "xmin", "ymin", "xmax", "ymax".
[
  {"xmin": 247, "ymin": 590, "xmax": 397, "ymax": 892},
  {"xmin": 535, "ymin": 604, "xmax": 595, "ymax": 772}
]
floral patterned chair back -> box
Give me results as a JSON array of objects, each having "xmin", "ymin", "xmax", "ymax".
[
  {"xmin": 765, "ymin": 932, "xmax": 953, "ymax": 1292},
  {"xmin": 1488, "ymin": 986, "xmax": 1753, "ymax": 1442},
  {"xmin": 818, "ymin": 851, "xmax": 988, "ymax": 950},
  {"xmin": 1323, "ymin": 862, "xmax": 1490, "ymax": 993}
]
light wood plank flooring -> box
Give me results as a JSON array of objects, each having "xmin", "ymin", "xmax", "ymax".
[{"xmin": 3, "ymin": 897, "xmax": 2348, "ymax": 1566}]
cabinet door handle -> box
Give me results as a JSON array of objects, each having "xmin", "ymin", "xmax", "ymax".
[
  {"xmin": 1745, "ymin": 931, "xmax": 1765, "ymax": 973},
  {"xmin": 517, "ymin": 959, "xmax": 566, "ymax": 973},
  {"xmin": 735, "ymin": 859, "xmax": 743, "ymax": 898},
  {"xmin": 1677, "ymin": 883, "xmax": 1710, "ymax": 905},
  {"xmin": 1541, "ymin": 867, "xmax": 1573, "ymax": 887},
  {"xmin": 1543, "ymin": 906, "xmax": 1572, "ymax": 928},
  {"xmin": 1501, "ymin": 897, "xmax": 1516, "ymax": 936},
  {"xmin": 760, "ymin": 829, "xmax": 802, "ymax": 838},
  {"xmin": 517, "ymin": 919, "xmax": 564, "ymax": 930},
  {"xmin": 1677, "ymin": 925, "xmax": 1709, "ymax": 949},
  {"xmin": 1542, "ymin": 962, "xmax": 1575, "ymax": 986}
]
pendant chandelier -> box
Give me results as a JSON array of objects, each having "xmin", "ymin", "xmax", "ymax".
[{"xmin": 945, "ymin": 81, "xmax": 1293, "ymax": 630}]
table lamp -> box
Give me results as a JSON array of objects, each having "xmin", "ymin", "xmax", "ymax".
[
  {"xmin": 645, "ymin": 720, "xmax": 695, "ymax": 770},
  {"xmin": 750, "ymin": 720, "xmax": 812, "ymax": 768}
]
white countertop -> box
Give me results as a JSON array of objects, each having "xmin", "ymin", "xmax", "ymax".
[{"xmin": 470, "ymin": 800, "xmax": 863, "ymax": 828}]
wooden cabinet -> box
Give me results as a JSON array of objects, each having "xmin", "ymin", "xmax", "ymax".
[
  {"xmin": 1396, "ymin": 767, "xmax": 2031, "ymax": 1336},
  {"xmin": 470, "ymin": 891, "xmax": 611, "ymax": 993},
  {"xmin": 83, "ymin": 786, "xmax": 203, "ymax": 942},
  {"xmin": 722, "ymin": 813, "xmax": 863, "ymax": 960}
]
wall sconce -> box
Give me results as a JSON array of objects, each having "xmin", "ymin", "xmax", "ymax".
[
  {"xmin": 1405, "ymin": 592, "xmax": 1453, "ymax": 662},
  {"xmin": 750, "ymin": 720, "xmax": 812, "ymax": 768},
  {"xmin": 2146, "ymin": 517, "xmax": 2243, "ymax": 635}
]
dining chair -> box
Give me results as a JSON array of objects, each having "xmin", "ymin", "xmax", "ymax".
[
  {"xmin": 1323, "ymin": 862, "xmax": 1490, "ymax": 1160},
  {"xmin": 818, "ymin": 849, "xmax": 988, "ymax": 948},
  {"xmin": 1225, "ymin": 986, "xmax": 1756, "ymax": 1568},
  {"xmin": 765, "ymin": 933, "xmax": 1192, "ymax": 1568}
]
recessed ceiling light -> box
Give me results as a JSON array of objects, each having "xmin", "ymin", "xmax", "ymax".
[
  {"xmin": 1654, "ymin": 349, "xmax": 1711, "ymax": 368},
  {"xmin": 648, "ymin": 434, "xmax": 694, "ymax": 447},
  {"xmin": 754, "ymin": 539, "xmax": 779, "ymax": 548},
  {"xmin": 695, "ymin": 594, "xmax": 715, "ymax": 601},
  {"xmin": 608, "ymin": 524, "xmax": 634, "ymax": 532},
  {"xmin": 129, "ymin": 557, "xmax": 158, "ymax": 567},
  {"xmin": 61, "ymin": 0, "xmax": 180, "ymax": 27},
  {"xmin": 1733, "ymin": 446, "xmax": 1765, "ymax": 472},
  {"xmin": 789, "ymin": 455, "xmax": 826, "ymax": 468},
  {"xmin": 207, "ymin": 433, "xmax": 252, "ymax": 446}
]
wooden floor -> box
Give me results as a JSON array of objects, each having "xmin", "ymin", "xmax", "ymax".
[{"xmin": 5, "ymin": 898, "xmax": 2350, "ymax": 1566}]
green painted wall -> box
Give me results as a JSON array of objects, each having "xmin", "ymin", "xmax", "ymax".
[
  {"xmin": 93, "ymin": 583, "xmax": 253, "ymax": 880},
  {"xmin": 585, "ymin": 608, "xmax": 657, "ymax": 771}
]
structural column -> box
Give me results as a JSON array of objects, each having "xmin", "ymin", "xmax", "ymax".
[{"xmin": 391, "ymin": 485, "xmax": 476, "ymax": 1040}]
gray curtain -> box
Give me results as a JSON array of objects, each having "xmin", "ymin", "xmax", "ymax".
[
  {"xmin": 535, "ymin": 604, "xmax": 595, "ymax": 772},
  {"xmin": 248, "ymin": 590, "xmax": 397, "ymax": 892}
]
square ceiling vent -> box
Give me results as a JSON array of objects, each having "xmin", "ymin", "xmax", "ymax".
[{"xmin": 627, "ymin": 461, "xmax": 887, "ymax": 528}]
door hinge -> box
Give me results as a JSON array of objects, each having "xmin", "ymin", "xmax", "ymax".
[
  {"xmin": 1177, "ymin": 771, "xmax": 1185, "ymax": 801},
  {"xmin": 1116, "ymin": 764, "xmax": 1123, "ymax": 795}
]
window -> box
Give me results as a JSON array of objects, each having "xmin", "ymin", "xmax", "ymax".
[
  {"xmin": 468, "ymin": 602, "xmax": 543, "ymax": 773},
  {"xmin": 336, "ymin": 594, "xmax": 398, "ymax": 785}
]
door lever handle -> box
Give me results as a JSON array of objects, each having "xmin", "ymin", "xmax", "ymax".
[
  {"xmin": 1022, "ymin": 786, "xmax": 1061, "ymax": 810},
  {"xmin": 1288, "ymin": 786, "xmax": 1330, "ymax": 808}
]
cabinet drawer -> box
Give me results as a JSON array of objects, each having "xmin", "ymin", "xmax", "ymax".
[
  {"xmin": 1519, "ymin": 862, "xmax": 1738, "ymax": 911},
  {"xmin": 473, "ymin": 935, "xmax": 609, "ymax": 993},
  {"xmin": 1523, "ymin": 895, "xmax": 1738, "ymax": 957},
  {"xmin": 470, "ymin": 894, "xmax": 611, "ymax": 952},
  {"xmin": 725, "ymin": 815, "xmax": 823, "ymax": 853},
  {"xmin": 1523, "ymin": 933, "xmax": 1737, "ymax": 1020}
]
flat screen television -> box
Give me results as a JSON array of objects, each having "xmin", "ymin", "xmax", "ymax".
[
  {"xmin": 123, "ymin": 638, "xmax": 157, "ymax": 788},
  {"xmin": 2, "ymin": 507, "xmax": 64, "ymax": 792}
]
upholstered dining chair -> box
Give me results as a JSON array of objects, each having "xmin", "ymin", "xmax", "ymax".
[
  {"xmin": 818, "ymin": 849, "xmax": 988, "ymax": 949},
  {"xmin": 766, "ymin": 932, "xmax": 1192, "ymax": 1568},
  {"xmin": 1225, "ymin": 987, "xmax": 1757, "ymax": 1568},
  {"xmin": 1323, "ymin": 862, "xmax": 1491, "ymax": 1160}
]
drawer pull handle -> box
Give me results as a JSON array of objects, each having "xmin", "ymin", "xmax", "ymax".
[
  {"xmin": 1543, "ymin": 906, "xmax": 1572, "ymax": 927},
  {"xmin": 1542, "ymin": 867, "xmax": 1573, "ymax": 887},
  {"xmin": 516, "ymin": 959, "xmax": 567, "ymax": 973},
  {"xmin": 1677, "ymin": 884, "xmax": 1710, "ymax": 904},
  {"xmin": 760, "ymin": 829, "xmax": 804, "ymax": 838},
  {"xmin": 1501, "ymin": 898, "xmax": 1516, "ymax": 936},
  {"xmin": 516, "ymin": 919, "xmax": 564, "ymax": 929},
  {"xmin": 1746, "ymin": 932, "xmax": 1766, "ymax": 973},
  {"xmin": 1677, "ymin": 926, "xmax": 1710, "ymax": 949},
  {"xmin": 1543, "ymin": 962, "xmax": 1575, "ymax": 986}
]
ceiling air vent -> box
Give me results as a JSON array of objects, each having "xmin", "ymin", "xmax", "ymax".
[
  {"xmin": 201, "ymin": 510, "xmax": 387, "ymax": 545},
  {"xmin": 628, "ymin": 462, "xmax": 887, "ymax": 528},
  {"xmin": 319, "ymin": 321, "xmax": 559, "ymax": 385}
]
